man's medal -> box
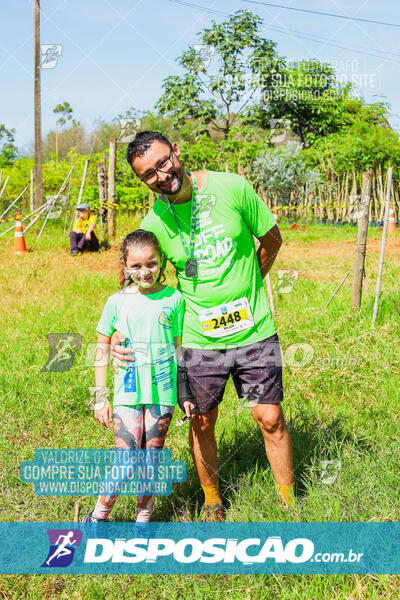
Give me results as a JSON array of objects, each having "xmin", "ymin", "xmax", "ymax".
[
  {"xmin": 184, "ymin": 257, "xmax": 198, "ymax": 278},
  {"xmin": 163, "ymin": 171, "xmax": 199, "ymax": 279}
]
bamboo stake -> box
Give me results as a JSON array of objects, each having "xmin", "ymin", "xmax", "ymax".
[
  {"xmin": 0, "ymin": 200, "xmax": 49, "ymax": 236},
  {"xmin": 344, "ymin": 171, "xmax": 350, "ymax": 222},
  {"xmin": 0, "ymin": 185, "xmax": 29, "ymax": 221},
  {"xmin": 348, "ymin": 171, "xmax": 357, "ymax": 223},
  {"xmin": 318, "ymin": 185, "xmax": 323, "ymax": 221},
  {"xmin": 38, "ymin": 195, "xmax": 60, "ymax": 239},
  {"xmin": 97, "ymin": 162, "xmax": 107, "ymax": 237},
  {"xmin": 374, "ymin": 169, "xmax": 379, "ymax": 221},
  {"xmin": 368, "ymin": 190, "xmax": 372, "ymax": 224},
  {"xmin": 102, "ymin": 150, "xmax": 108, "ymax": 227},
  {"xmin": 394, "ymin": 187, "xmax": 399, "ymax": 220},
  {"xmin": 341, "ymin": 172, "xmax": 348, "ymax": 221},
  {"xmin": 76, "ymin": 159, "xmax": 90, "ymax": 208},
  {"xmin": 0, "ymin": 176, "xmax": 10, "ymax": 203},
  {"xmin": 392, "ymin": 298, "xmax": 400, "ymax": 320},
  {"xmin": 107, "ymin": 138, "xmax": 116, "ymax": 240},
  {"xmin": 378, "ymin": 166, "xmax": 385, "ymax": 222},
  {"xmin": 391, "ymin": 184, "xmax": 396, "ymax": 221},
  {"xmin": 63, "ymin": 164, "xmax": 73, "ymax": 234},
  {"xmin": 24, "ymin": 203, "xmax": 50, "ymax": 233},
  {"xmin": 351, "ymin": 172, "xmax": 371, "ymax": 310},
  {"xmin": 372, "ymin": 166, "xmax": 393, "ymax": 326},
  {"xmin": 69, "ymin": 137, "xmax": 97, "ymax": 235},
  {"xmin": 320, "ymin": 268, "xmax": 352, "ymax": 315},
  {"xmin": 30, "ymin": 169, "xmax": 34, "ymax": 213},
  {"xmin": 38, "ymin": 167, "xmax": 73, "ymax": 239},
  {"xmin": 363, "ymin": 265, "xmax": 370, "ymax": 307}
]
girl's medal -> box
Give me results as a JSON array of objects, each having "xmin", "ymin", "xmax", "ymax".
[{"xmin": 163, "ymin": 171, "xmax": 198, "ymax": 279}]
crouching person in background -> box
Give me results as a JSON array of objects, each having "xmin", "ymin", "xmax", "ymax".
[{"xmin": 69, "ymin": 203, "xmax": 100, "ymax": 255}]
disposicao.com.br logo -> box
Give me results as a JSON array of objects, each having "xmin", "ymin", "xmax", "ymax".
[{"xmin": 83, "ymin": 536, "xmax": 363, "ymax": 565}]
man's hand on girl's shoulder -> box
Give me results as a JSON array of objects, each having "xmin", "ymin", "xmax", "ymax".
[{"xmin": 110, "ymin": 330, "xmax": 135, "ymax": 373}]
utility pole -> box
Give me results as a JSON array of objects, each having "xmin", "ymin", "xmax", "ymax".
[{"xmin": 34, "ymin": 0, "xmax": 42, "ymax": 209}]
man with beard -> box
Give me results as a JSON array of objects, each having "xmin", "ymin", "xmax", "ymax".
[{"xmin": 111, "ymin": 131, "xmax": 294, "ymax": 521}]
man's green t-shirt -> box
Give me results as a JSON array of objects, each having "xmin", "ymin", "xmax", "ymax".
[
  {"xmin": 141, "ymin": 171, "xmax": 277, "ymax": 349},
  {"xmin": 96, "ymin": 285, "xmax": 184, "ymax": 406}
]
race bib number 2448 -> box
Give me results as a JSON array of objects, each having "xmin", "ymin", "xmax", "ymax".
[{"xmin": 199, "ymin": 297, "xmax": 254, "ymax": 338}]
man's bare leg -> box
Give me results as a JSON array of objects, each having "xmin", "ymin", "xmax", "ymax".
[
  {"xmin": 251, "ymin": 403, "xmax": 294, "ymax": 505},
  {"xmin": 189, "ymin": 406, "xmax": 219, "ymax": 486},
  {"xmin": 189, "ymin": 406, "xmax": 224, "ymax": 520}
]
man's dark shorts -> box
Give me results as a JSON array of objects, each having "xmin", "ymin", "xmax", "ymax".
[{"xmin": 181, "ymin": 333, "xmax": 283, "ymax": 414}]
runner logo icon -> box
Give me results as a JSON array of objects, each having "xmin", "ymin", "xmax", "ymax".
[{"xmin": 42, "ymin": 529, "xmax": 82, "ymax": 568}]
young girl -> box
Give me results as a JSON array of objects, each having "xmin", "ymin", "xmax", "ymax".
[{"xmin": 81, "ymin": 229, "xmax": 195, "ymax": 523}]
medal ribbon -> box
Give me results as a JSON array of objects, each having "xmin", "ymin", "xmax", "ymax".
[{"xmin": 162, "ymin": 171, "xmax": 197, "ymax": 261}]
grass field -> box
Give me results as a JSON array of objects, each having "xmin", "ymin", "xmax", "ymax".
[{"xmin": 0, "ymin": 214, "xmax": 399, "ymax": 598}]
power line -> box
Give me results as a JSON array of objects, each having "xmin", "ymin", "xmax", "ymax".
[
  {"xmin": 240, "ymin": 0, "xmax": 400, "ymax": 28},
  {"xmin": 167, "ymin": 0, "xmax": 400, "ymax": 63},
  {"xmin": 267, "ymin": 23, "xmax": 400, "ymax": 63},
  {"xmin": 268, "ymin": 23, "xmax": 400, "ymax": 58},
  {"xmin": 167, "ymin": 0, "xmax": 230, "ymax": 17}
]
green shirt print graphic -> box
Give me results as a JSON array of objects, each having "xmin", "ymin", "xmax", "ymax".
[{"xmin": 141, "ymin": 171, "xmax": 277, "ymax": 349}]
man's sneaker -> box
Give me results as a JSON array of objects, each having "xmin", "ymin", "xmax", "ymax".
[
  {"xmin": 71, "ymin": 249, "xmax": 79, "ymax": 256},
  {"xmin": 201, "ymin": 504, "xmax": 224, "ymax": 522},
  {"xmin": 80, "ymin": 509, "xmax": 108, "ymax": 523}
]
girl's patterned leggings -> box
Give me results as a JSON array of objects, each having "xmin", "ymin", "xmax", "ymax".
[{"xmin": 92, "ymin": 404, "xmax": 175, "ymax": 522}]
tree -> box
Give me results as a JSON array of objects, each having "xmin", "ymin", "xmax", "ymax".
[
  {"xmin": 0, "ymin": 124, "xmax": 18, "ymax": 166},
  {"xmin": 43, "ymin": 122, "xmax": 88, "ymax": 161},
  {"xmin": 89, "ymin": 119, "xmax": 119, "ymax": 154},
  {"xmin": 303, "ymin": 122, "xmax": 400, "ymax": 174},
  {"xmin": 53, "ymin": 101, "xmax": 73, "ymax": 127},
  {"xmin": 247, "ymin": 58, "xmax": 394, "ymax": 149},
  {"xmin": 156, "ymin": 10, "xmax": 282, "ymax": 139},
  {"xmin": 253, "ymin": 59, "xmax": 355, "ymax": 147},
  {"xmin": 53, "ymin": 102, "xmax": 74, "ymax": 161}
]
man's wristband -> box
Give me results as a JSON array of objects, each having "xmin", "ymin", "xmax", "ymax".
[{"xmin": 176, "ymin": 364, "xmax": 199, "ymax": 414}]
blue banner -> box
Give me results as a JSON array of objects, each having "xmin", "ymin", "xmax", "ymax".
[
  {"xmin": 1, "ymin": 522, "xmax": 399, "ymax": 574},
  {"xmin": 20, "ymin": 449, "xmax": 186, "ymax": 496}
]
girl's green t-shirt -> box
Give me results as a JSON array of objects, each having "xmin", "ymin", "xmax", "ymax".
[
  {"xmin": 96, "ymin": 285, "xmax": 184, "ymax": 406},
  {"xmin": 141, "ymin": 171, "xmax": 277, "ymax": 349}
]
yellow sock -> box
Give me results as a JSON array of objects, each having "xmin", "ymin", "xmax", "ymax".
[
  {"xmin": 201, "ymin": 481, "xmax": 222, "ymax": 507},
  {"xmin": 277, "ymin": 483, "xmax": 295, "ymax": 508}
]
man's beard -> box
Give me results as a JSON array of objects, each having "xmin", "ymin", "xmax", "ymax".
[{"xmin": 155, "ymin": 165, "xmax": 184, "ymax": 195}]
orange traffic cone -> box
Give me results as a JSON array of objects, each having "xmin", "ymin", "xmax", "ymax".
[
  {"xmin": 272, "ymin": 209, "xmax": 279, "ymax": 224},
  {"xmin": 13, "ymin": 211, "xmax": 27, "ymax": 254},
  {"xmin": 388, "ymin": 206, "xmax": 396, "ymax": 235}
]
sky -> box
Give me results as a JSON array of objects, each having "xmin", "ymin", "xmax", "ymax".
[{"xmin": 1, "ymin": 0, "xmax": 399, "ymax": 151}]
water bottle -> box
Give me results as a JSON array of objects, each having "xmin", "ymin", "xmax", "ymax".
[{"xmin": 122, "ymin": 337, "xmax": 137, "ymax": 393}]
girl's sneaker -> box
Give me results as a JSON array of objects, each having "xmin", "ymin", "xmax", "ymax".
[
  {"xmin": 81, "ymin": 509, "xmax": 108, "ymax": 523},
  {"xmin": 135, "ymin": 508, "xmax": 152, "ymax": 523}
]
